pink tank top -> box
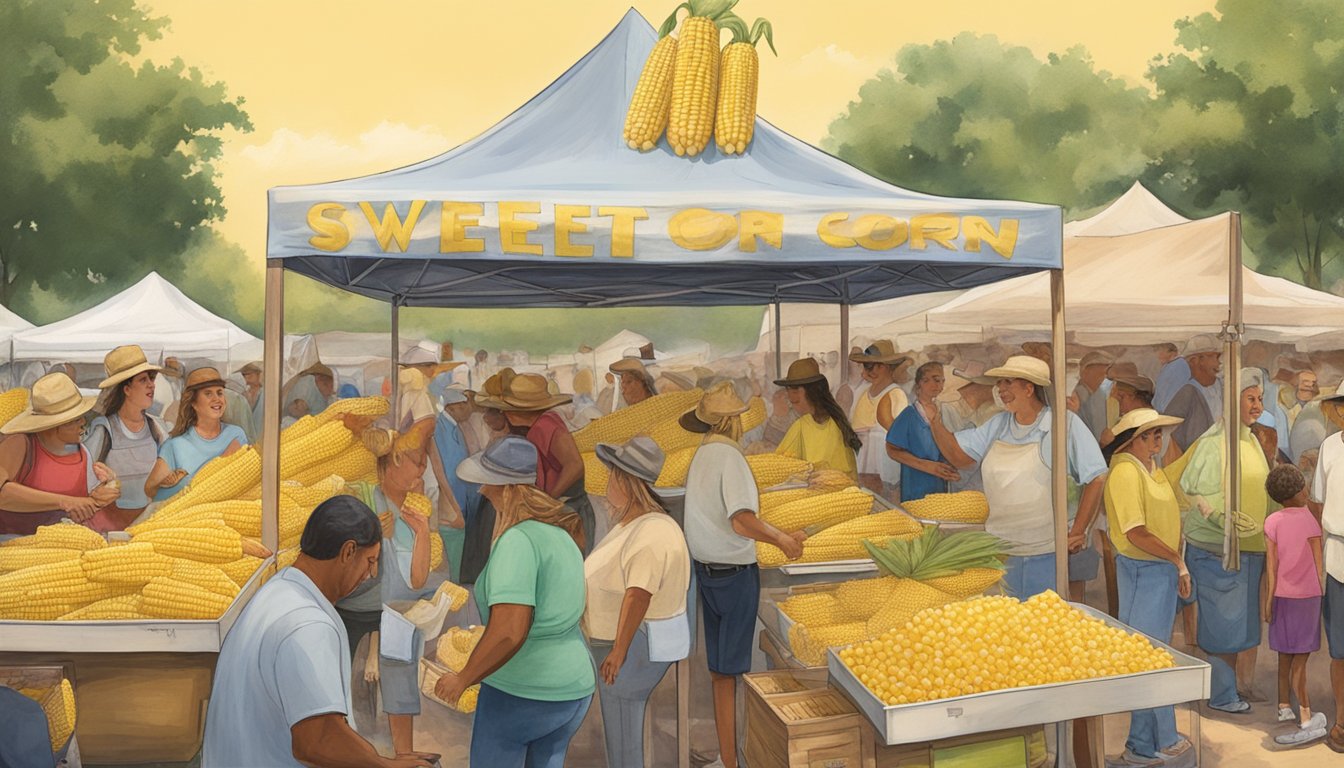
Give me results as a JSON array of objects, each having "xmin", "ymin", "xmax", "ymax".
[
  {"xmin": 526, "ymin": 411, "xmax": 569, "ymax": 496},
  {"xmin": 0, "ymin": 436, "xmax": 90, "ymax": 536}
]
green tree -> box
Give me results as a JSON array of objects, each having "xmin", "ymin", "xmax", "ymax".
[
  {"xmin": 823, "ymin": 33, "xmax": 1153, "ymax": 212},
  {"xmin": 1145, "ymin": 0, "xmax": 1344, "ymax": 289},
  {"xmin": 0, "ymin": 0, "xmax": 250, "ymax": 315}
]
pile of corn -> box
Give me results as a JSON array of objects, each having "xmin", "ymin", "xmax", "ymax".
[
  {"xmin": 625, "ymin": 0, "xmax": 775, "ymax": 156},
  {"xmin": 757, "ymin": 509, "xmax": 922, "ymax": 568},
  {"xmin": 838, "ymin": 591, "xmax": 1176, "ymax": 705},
  {"xmin": 902, "ymin": 491, "xmax": 990, "ymax": 524},
  {"xmin": 759, "ymin": 486, "xmax": 870, "ymax": 534},
  {"xmin": 0, "ymin": 387, "xmax": 28, "ymax": 429},
  {"xmin": 17, "ymin": 679, "xmax": 76, "ymax": 754},
  {"xmin": 434, "ymin": 625, "xmax": 485, "ymax": 714},
  {"xmin": 580, "ymin": 391, "xmax": 766, "ymax": 494}
]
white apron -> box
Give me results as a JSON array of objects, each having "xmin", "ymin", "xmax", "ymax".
[
  {"xmin": 854, "ymin": 383, "xmax": 901, "ymax": 478},
  {"xmin": 981, "ymin": 440, "xmax": 1055, "ymax": 557}
]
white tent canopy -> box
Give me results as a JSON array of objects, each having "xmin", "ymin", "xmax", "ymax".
[
  {"xmin": 1062, "ymin": 181, "xmax": 1191, "ymax": 238},
  {"xmin": 0, "ymin": 303, "xmax": 34, "ymax": 342},
  {"xmin": 12, "ymin": 272, "xmax": 258, "ymax": 363},
  {"xmin": 926, "ymin": 187, "xmax": 1344, "ymax": 347},
  {"xmin": 755, "ymin": 289, "xmax": 973, "ymax": 357}
]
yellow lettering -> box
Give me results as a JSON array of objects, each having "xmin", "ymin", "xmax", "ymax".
[
  {"xmin": 668, "ymin": 208, "xmax": 736, "ymax": 251},
  {"xmin": 554, "ymin": 205, "xmax": 593, "ymax": 258},
  {"xmin": 854, "ymin": 215, "xmax": 908, "ymax": 251},
  {"xmin": 440, "ymin": 202, "xmax": 485, "ymax": 253},
  {"xmin": 498, "ymin": 201, "xmax": 543, "ymax": 255},
  {"xmin": 597, "ymin": 207, "xmax": 647, "ymax": 258},
  {"xmin": 817, "ymin": 212, "xmax": 857, "ymax": 248},
  {"xmin": 356, "ymin": 201, "xmax": 425, "ymax": 253},
  {"xmin": 307, "ymin": 203, "xmax": 351, "ymax": 252},
  {"xmin": 963, "ymin": 216, "xmax": 1019, "ymax": 259},
  {"xmin": 738, "ymin": 211, "xmax": 783, "ymax": 252},
  {"xmin": 910, "ymin": 213, "xmax": 959, "ymax": 251}
]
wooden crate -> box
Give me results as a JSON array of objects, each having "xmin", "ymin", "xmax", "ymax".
[
  {"xmin": 863, "ymin": 722, "xmax": 1049, "ymax": 768},
  {"xmin": 745, "ymin": 670, "xmax": 870, "ymax": 768}
]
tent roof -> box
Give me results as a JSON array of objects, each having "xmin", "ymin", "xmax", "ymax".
[
  {"xmin": 12, "ymin": 272, "xmax": 258, "ymax": 363},
  {"xmin": 1063, "ymin": 182, "xmax": 1190, "ymax": 238},
  {"xmin": 0, "ymin": 304, "xmax": 33, "ymax": 339},
  {"xmin": 927, "ymin": 211, "xmax": 1344, "ymax": 346},
  {"xmin": 265, "ymin": 10, "xmax": 1060, "ymax": 309}
]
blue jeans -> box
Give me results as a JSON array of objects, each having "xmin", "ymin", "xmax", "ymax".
[
  {"xmin": 1004, "ymin": 553, "xmax": 1056, "ymax": 599},
  {"xmin": 1117, "ymin": 555, "xmax": 1180, "ymax": 757},
  {"xmin": 469, "ymin": 684, "xmax": 593, "ymax": 768}
]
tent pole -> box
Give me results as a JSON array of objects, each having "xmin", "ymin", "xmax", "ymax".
[
  {"xmin": 391, "ymin": 299, "xmax": 401, "ymax": 423},
  {"xmin": 1223, "ymin": 213, "xmax": 1244, "ymax": 571},
  {"xmin": 839, "ymin": 301, "xmax": 850, "ymax": 366},
  {"xmin": 260, "ymin": 261, "xmax": 284, "ymax": 554},
  {"xmin": 774, "ymin": 302, "xmax": 783, "ymax": 379},
  {"xmin": 1049, "ymin": 268, "xmax": 1071, "ymax": 768}
]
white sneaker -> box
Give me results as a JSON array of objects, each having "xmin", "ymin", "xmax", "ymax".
[
  {"xmin": 1277, "ymin": 706, "xmax": 1297, "ymax": 722},
  {"xmin": 1275, "ymin": 712, "xmax": 1329, "ymax": 746}
]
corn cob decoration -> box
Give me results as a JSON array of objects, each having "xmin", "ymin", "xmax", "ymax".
[
  {"xmin": 0, "ymin": 387, "xmax": 29, "ymax": 428},
  {"xmin": 715, "ymin": 16, "xmax": 774, "ymax": 155},
  {"xmin": 756, "ymin": 509, "xmax": 921, "ymax": 568},
  {"xmin": 572, "ymin": 389, "xmax": 703, "ymax": 452},
  {"xmin": 902, "ymin": 491, "xmax": 991, "ymax": 524},
  {"xmin": 280, "ymin": 420, "xmax": 355, "ymax": 478},
  {"xmin": 142, "ymin": 576, "xmax": 234, "ymax": 619},
  {"xmin": 624, "ymin": 32, "xmax": 678, "ymax": 151},
  {"xmin": 746, "ymin": 453, "xmax": 811, "ymax": 488},
  {"xmin": 663, "ymin": 0, "xmax": 740, "ymax": 157},
  {"xmin": 59, "ymin": 593, "xmax": 146, "ymax": 621},
  {"xmin": 760, "ymin": 486, "xmax": 871, "ymax": 533}
]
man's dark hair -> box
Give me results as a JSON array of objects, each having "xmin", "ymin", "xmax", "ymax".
[
  {"xmin": 299, "ymin": 495, "xmax": 381, "ymax": 560},
  {"xmin": 1265, "ymin": 464, "xmax": 1307, "ymax": 505}
]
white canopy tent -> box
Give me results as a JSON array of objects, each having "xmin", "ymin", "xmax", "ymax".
[{"xmin": 12, "ymin": 272, "xmax": 258, "ymax": 364}]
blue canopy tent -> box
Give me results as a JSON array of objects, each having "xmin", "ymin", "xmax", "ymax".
[{"xmin": 260, "ymin": 9, "xmax": 1072, "ymax": 761}]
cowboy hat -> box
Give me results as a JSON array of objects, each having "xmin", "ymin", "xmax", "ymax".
[
  {"xmin": 456, "ymin": 436, "xmax": 538, "ymax": 485},
  {"xmin": 595, "ymin": 435, "xmax": 666, "ymax": 485},
  {"xmin": 773, "ymin": 357, "xmax": 827, "ymax": 387},
  {"xmin": 679, "ymin": 380, "xmax": 749, "ymax": 433},
  {"xmin": 484, "ymin": 372, "xmax": 571, "ymax": 412},
  {"xmin": 982, "ymin": 355, "xmax": 1052, "ymax": 388},
  {"xmin": 849, "ymin": 340, "xmax": 911, "ymax": 367},
  {"xmin": 1105, "ymin": 408, "xmax": 1184, "ymax": 454},
  {"xmin": 98, "ymin": 345, "xmax": 165, "ymax": 389},
  {"xmin": 1106, "ymin": 361, "xmax": 1155, "ymax": 394},
  {"xmin": 3, "ymin": 373, "xmax": 98, "ymax": 434}
]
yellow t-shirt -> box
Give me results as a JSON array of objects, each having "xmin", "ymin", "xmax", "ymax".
[
  {"xmin": 1105, "ymin": 453, "xmax": 1183, "ymax": 562},
  {"xmin": 581, "ymin": 513, "xmax": 690, "ymax": 642},
  {"xmin": 776, "ymin": 414, "xmax": 858, "ymax": 477}
]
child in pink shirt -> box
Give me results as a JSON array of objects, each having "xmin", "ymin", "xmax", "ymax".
[{"xmin": 1263, "ymin": 465, "xmax": 1326, "ymax": 746}]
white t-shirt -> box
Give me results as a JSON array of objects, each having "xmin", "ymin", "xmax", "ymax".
[
  {"xmin": 202, "ymin": 568, "xmax": 352, "ymax": 768},
  {"xmin": 583, "ymin": 513, "xmax": 690, "ymax": 641},
  {"xmin": 683, "ymin": 439, "xmax": 759, "ymax": 565},
  {"xmin": 1311, "ymin": 431, "xmax": 1344, "ymax": 582}
]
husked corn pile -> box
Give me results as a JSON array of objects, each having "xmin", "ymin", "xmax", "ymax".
[
  {"xmin": 839, "ymin": 591, "xmax": 1176, "ymax": 705},
  {"xmin": 17, "ymin": 679, "xmax": 76, "ymax": 753},
  {"xmin": 573, "ymin": 390, "xmax": 704, "ymax": 453},
  {"xmin": 756, "ymin": 510, "xmax": 921, "ymax": 568},
  {"xmin": 902, "ymin": 491, "xmax": 990, "ymax": 524},
  {"xmin": 759, "ymin": 486, "xmax": 871, "ymax": 534},
  {"xmin": 746, "ymin": 454, "xmax": 811, "ymax": 488}
]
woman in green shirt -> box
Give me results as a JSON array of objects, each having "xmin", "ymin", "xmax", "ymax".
[{"xmin": 435, "ymin": 436, "xmax": 593, "ymax": 768}]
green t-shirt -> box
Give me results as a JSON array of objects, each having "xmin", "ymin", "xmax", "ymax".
[{"xmin": 476, "ymin": 520, "xmax": 595, "ymax": 701}]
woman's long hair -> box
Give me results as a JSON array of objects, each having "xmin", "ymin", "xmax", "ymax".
[
  {"xmin": 170, "ymin": 387, "xmax": 206, "ymax": 438},
  {"xmin": 609, "ymin": 466, "xmax": 668, "ymax": 519},
  {"xmin": 495, "ymin": 484, "xmax": 586, "ymax": 551},
  {"xmin": 708, "ymin": 414, "xmax": 744, "ymax": 443},
  {"xmin": 801, "ymin": 379, "xmax": 862, "ymax": 452}
]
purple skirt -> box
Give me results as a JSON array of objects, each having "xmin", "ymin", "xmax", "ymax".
[{"xmin": 1269, "ymin": 596, "xmax": 1322, "ymax": 654}]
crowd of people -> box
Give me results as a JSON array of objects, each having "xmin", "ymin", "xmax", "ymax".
[{"xmin": 5, "ymin": 333, "xmax": 1344, "ymax": 765}]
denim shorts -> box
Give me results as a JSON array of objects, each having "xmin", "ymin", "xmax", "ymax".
[{"xmin": 694, "ymin": 561, "xmax": 759, "ymax": 675}]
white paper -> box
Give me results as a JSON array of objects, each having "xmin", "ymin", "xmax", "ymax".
[{"xmin": 379, "ymin": 605, "xmax": 416, "ymax": 662}]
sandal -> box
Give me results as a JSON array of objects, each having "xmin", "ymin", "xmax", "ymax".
[{"xmin": 1327, "ymin": 724, "xmax": 1344, "ymax": 754}]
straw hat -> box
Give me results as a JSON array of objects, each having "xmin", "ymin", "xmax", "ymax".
[
  {"xmin": 981, "ymin": 355, "xmax": 1051, "ymax": 388},
  {"xmin": 2, "ymin": 373, "xmax": 98, "ymax": 434},
  {"xmin": 1106, "ymin": 408, "xmax": 1184, "ymax": 454},
  {"xmin": 1182, "ymin": 334, "xmax": 1221, "ymax": 357},
  {"xmin": 456, "ymin": 436, "xmax": 538, "ymax": 485},
  {"xmin": 849, "ymin": 340, "xmax": 911, "ymax": 367},
  {"xmin": 680, "ymin": 381, "xmax": 750, "ymax": 433},
  {"xmin": 484, "ymin": 372, "xmax": 572, "ymax": 412},
  {"xmin": 184, "ymin": 367, "xmax": 227, "ymax": 393},
  {"xmin": 1106, "ymin": 361, "xmax": 1155, "ymax": 393},
  {"xmin": 99, "ymin": 345, "xmax": 165, "ymax": 389},
  {"xmin": 1020, "ymin": 342, "xmax": 1053, "ymax": 364},
  {"xmin": 595, "ymin": 436, "xmax": 666, "ymax": 485},
  {"xmin": 773, "ymin": 357, "xmax": 827, "ymax": 387},
  {"xmin": 301, "ymin": 362, "xmax": 334, "ymax": 379},
  {"xmin": 657, "ymin": 369, "xmax": 696, "ymax": 392}
]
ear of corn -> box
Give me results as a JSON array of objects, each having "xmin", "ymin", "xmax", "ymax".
[
  {"xmin": 760, "ymin": 486, "xmax": 871, "ymax": 533},
  {"xmin": 0, "ymin": 546, "xmax": 82, "ymax": 573},
  {"xmin": 218, "ymin": 556, "xmax": 264, "ymax": 586},
  {"xmin": 59, "ymin": 593, "xmax": 146, "ymax": 620},
  {"xmin": 275, "ymin": 547, "xmax": 301, "ymax": 571},
  {"xmin": 583, "ymin": 451, "xmax": 610, "ymax": 496},
  {"xmin": 170, "ymin": 559, "xmax": 242, "ymax": 598},
  {"xmin": 454, "ymin": 685, "xmax": 480, "ymax": 713},
  {"xmin": 921, "ymin": 567, "xmax": 1006, "ymax": 599},
  {"xmin": 280, "ymin": 421, "xmax": 355, "ymax": 478},
  {"xmin": 788, "ymin": 621, "xmax": 868, "ymax": 666},
  {"xmin": 741, "ymin": 395, "xmax": 766, "ymax": 432},
  {"xmin": 624, "ymin": 34, "xmax": 678, "ymax": 151},
  {"xmin": 290, "ymin": 446, "xmax": 377, "ymax": 486},
  {"xmin": 747, "ymin": 454, "xmax": 811, "ymax": 488},
  {"xmin": 808, "ymin": 468, "xmax": 857, "ymax": 492},
  {"xmin": 435, "ymin": 624, "xmax": 485, "ymax": 672},
  {"xmin": 667, "ymin": 15, "xmax": 720, "ymax": 157},
  {"xmin": 435, "ymin": 580, "xmax": 469, "ymax": 612},
  {"xmin": 141, "ymin": 576, "xmax": 234, "ymax": 619},
  {"xmin": 132, "ymin": 521, "xmax": 244, "ymax": 564},
  {"xmin": 573, "ymin": 389, "xmax": 703, "ymax": 453},
  {"xmin": 317, "ymin": 396, "xmax": 389, "ymax": 422},
  {"xmin": 654, "ymin": 446, "xmax": 698, "ymax": 487},
  {"xmin": 0, "ymin": 387, "xmax": 29, "ymax": 428},
  {"xmin": 1, "ymin": 523, "xmax": 107, "ymax": 552},
  {"xmin": 901, "ymin": 491, "xmax": 991, "ymax": 524},
  {"xmin": 833, "ymin": 575, "xmax": 899, "ymax": 621},
  {"xmin": 0, "ymin": 560, "xmax": 133, "ymax": 617},
  {"xmin": 19, "ymin": 680, "xmax": 76, "ymax": 753},
  {"xmin": 865, "ymin": 579, "xmax": 960, "ymax": 636},
  {"xmin": 756, "ymin": 509, "xmax": 921, "ymax": 568},
  {"xmin": 714, "ymin": 17, "xmax": 773, "ymax": 155},
  {"xmin": 81, "ymin": 542, "xmax": 174, "ymax": 585},
  {"xmin": 778, "ymin": 592, "xmax": 841, "ymax": 626},
  {"xmin": 864, "ymin": 526, "xmax": 1006, "ymax": 581},
  {"xmin": 645, "ymin": 417, "xmax": 703, "ymax": 454}
]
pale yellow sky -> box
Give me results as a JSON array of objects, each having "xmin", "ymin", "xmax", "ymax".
[{"xmin": 141, "ymin": 0, "xmax": 1217, "ymax": 270}]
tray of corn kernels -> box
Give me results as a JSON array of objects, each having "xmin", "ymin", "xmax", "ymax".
[{"xmin": 828, "ymin": 591, "xmax": 1211, "ymax": 745}]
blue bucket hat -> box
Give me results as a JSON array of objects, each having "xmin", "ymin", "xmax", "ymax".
[{"xmin": 456, "ymin": 436, "xmax": 538, "ymax": 485}]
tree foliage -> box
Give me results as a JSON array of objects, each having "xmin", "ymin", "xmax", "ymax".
[{"xmin": 0, "ymin": 0, "xmax": 251, "ymax": 315}]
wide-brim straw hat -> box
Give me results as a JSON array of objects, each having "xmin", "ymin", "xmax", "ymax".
[
  {"xmin": 773, "ymin": 357, "xmax": 826, "ymax": 387},
  {"xmin": 481, "ymin": 372, "xmax": 571, "ymax": 412},
  {"xmin": 99, "ymin": 345, "xmax": 165, "ymax": 389},
  {"xmin": 610, "ymin": 356, "xmax": 650, "ymax": 375},
  {"xmin": 848, "ymin": 340, "xmax": 911, "ymax": 367},
  {"xmin": 595, "ymin": 436, "xmax": 665, "ymax": 485},
  {"xmin": 679, "ymin": 381, "xmax": 749, "ymax": 433},
  {"xmin": 183, "ymin": 366, "xmax": 228, "ymax": 394},
  {"xmin": 300, "ymin": 362, "xmax": 334, "ymax": 379},
  {"xmin": 1106, "ymin": 361, "xmax": 1154, "ymax": 393},
  {"xmin": 981, "ymin": 355, "xmax": 1052, "ymax": 388},
  {"xmin": 3, "ymin": 373, "xmax": 98, "ymax": 434},
  {"xmin": 456, "ymin": 436, "xmax": 538, "ymax": 485},
  {"xmin": 1106, "ymin": 408, "xmax": 1184, "ymax": 454}
]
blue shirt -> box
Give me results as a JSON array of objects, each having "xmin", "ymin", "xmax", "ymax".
[
  {"xmin": 954, "ymin": 408, "xmax": 1108, "ymax": 495},
  {"xmin": 886, "ymin": 404, "xmax": 948, "ymax": 503},
  {"xmin": 154, "ymin": 424, "xmax": 248, "ymax": 501},
  {"xmin": 1153, "ymin": 358, "xmax": 1191, "ymax": 412}
]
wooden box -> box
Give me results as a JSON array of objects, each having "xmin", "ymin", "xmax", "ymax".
[
  {"xmin": 863, "ymin": 723, "xmax": 1049, "ymax": 768},
  {"xmin": 745, "ymin": 670, "xmax": 869, "ymax": 768}
]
